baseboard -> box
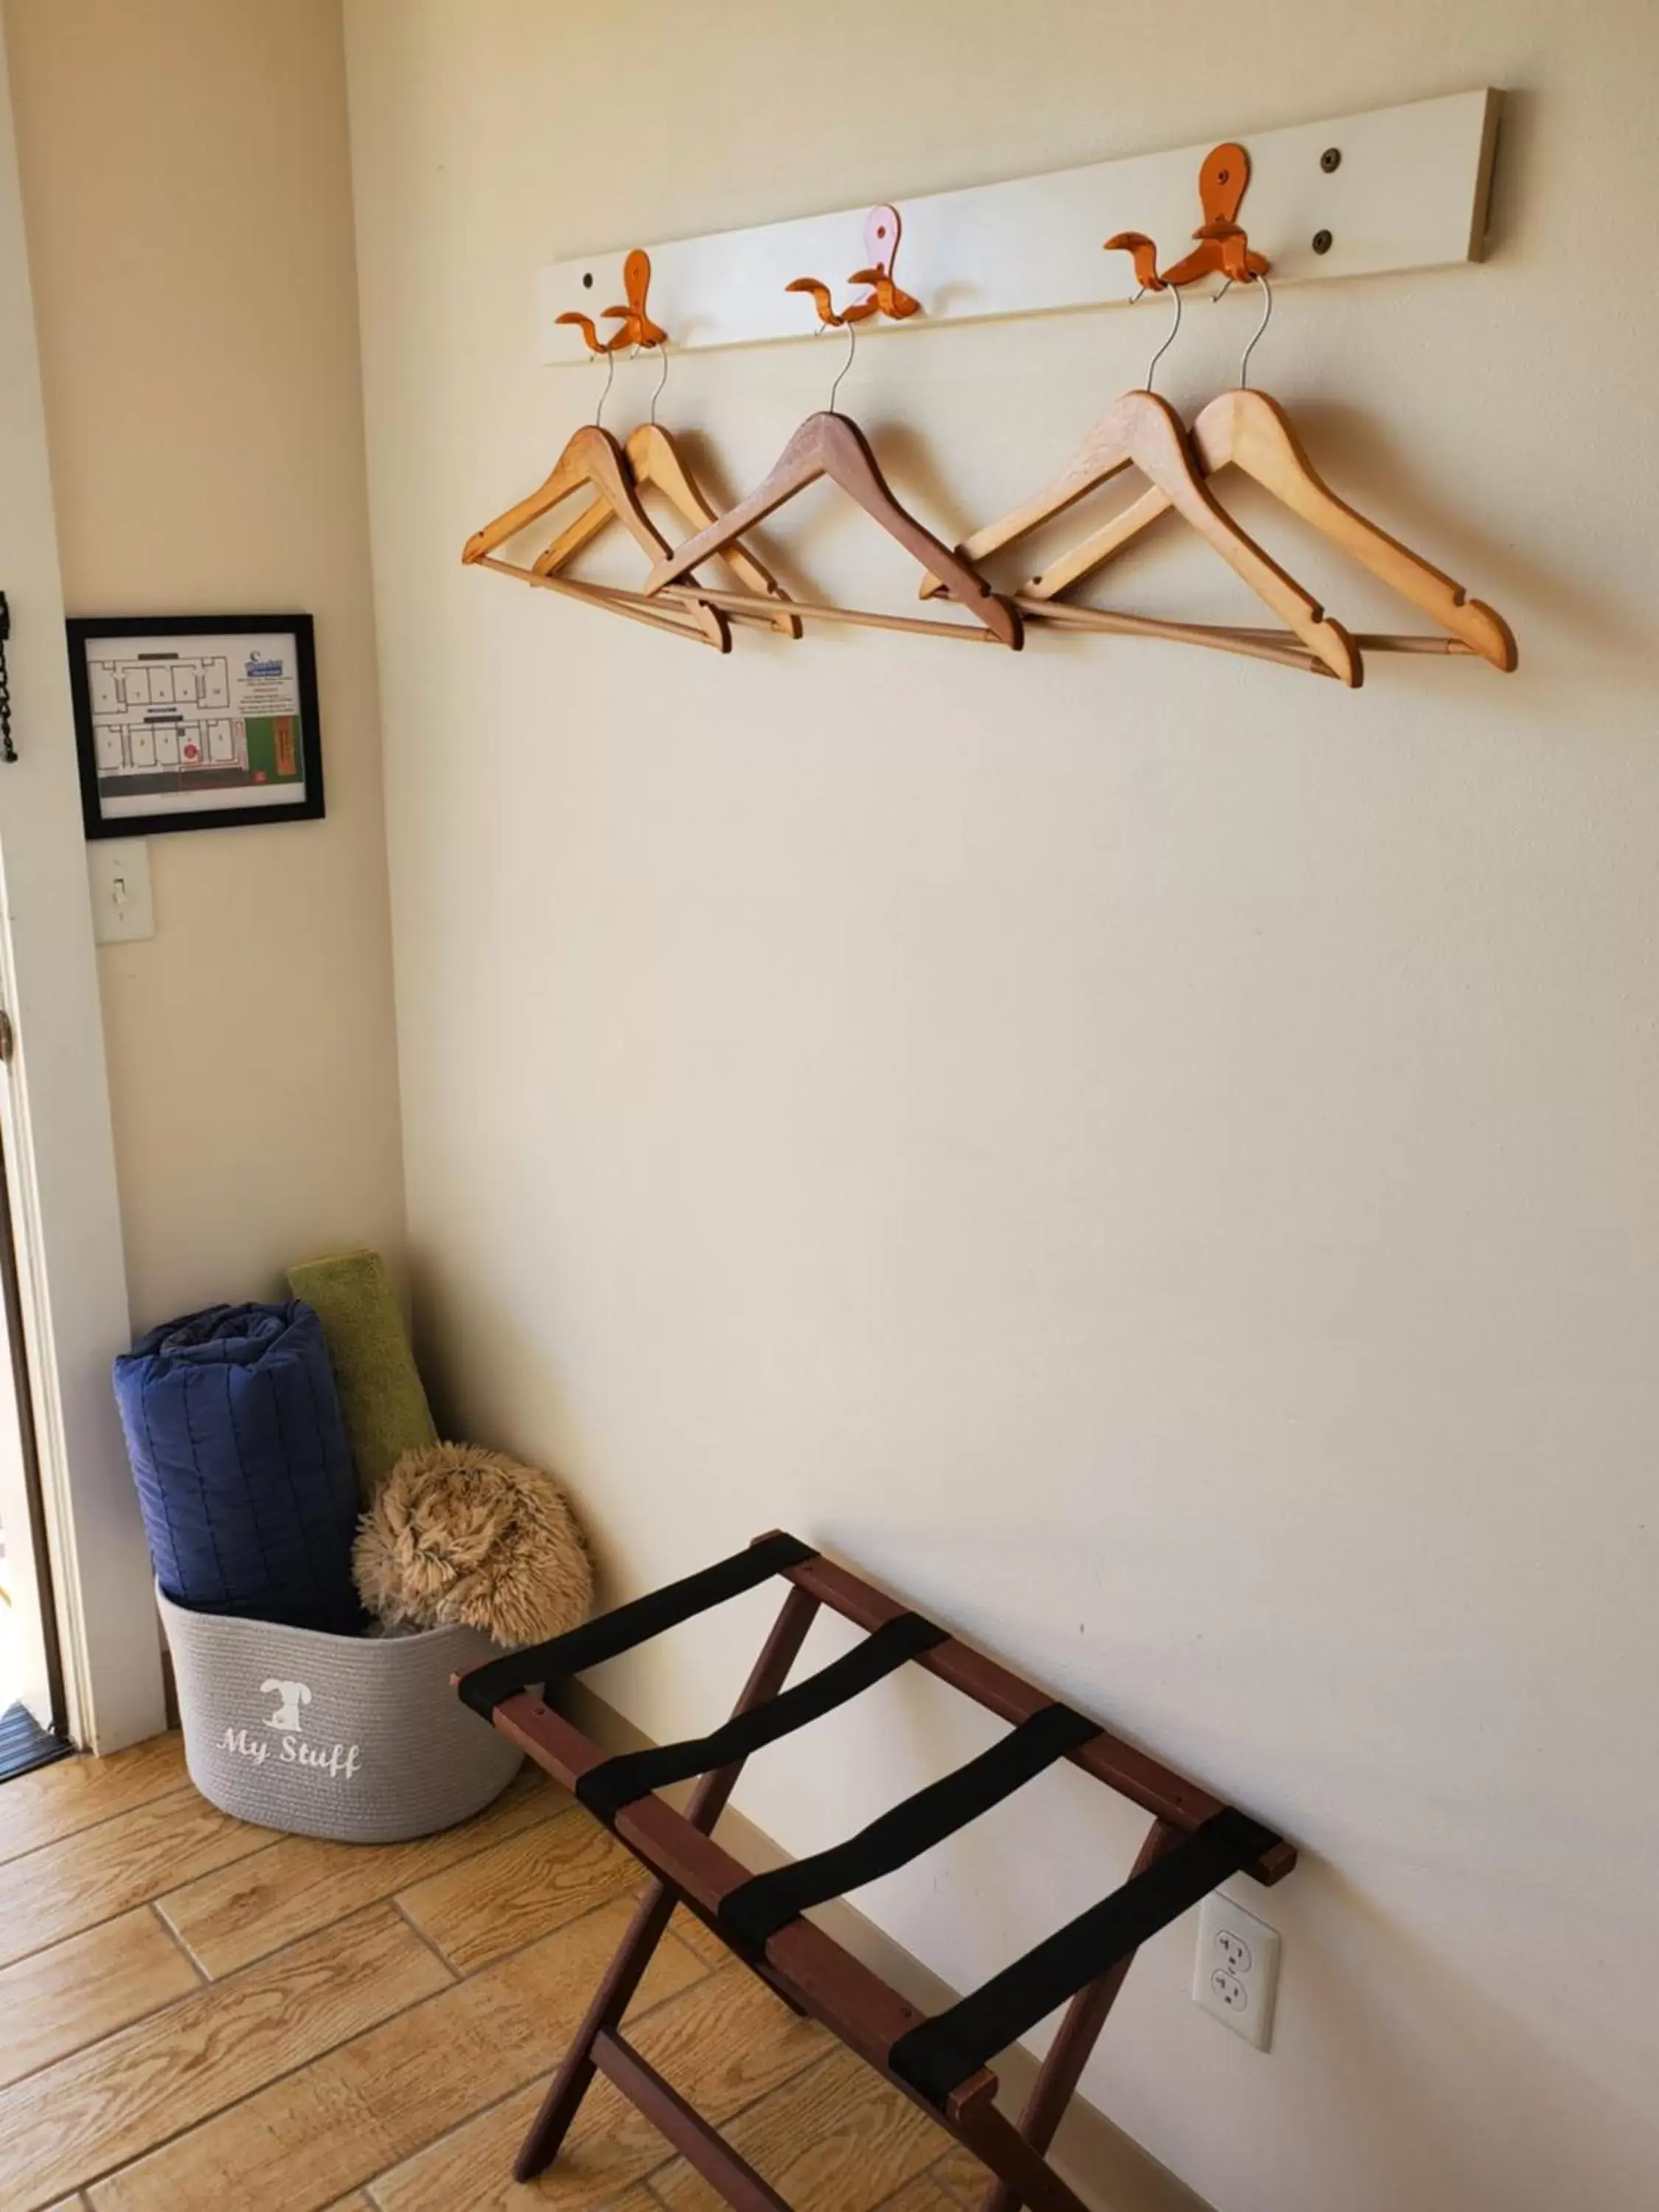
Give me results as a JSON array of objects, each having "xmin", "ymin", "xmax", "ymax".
[{"xmin": 560, "ymin": 1680, "xmax": 1210, "ymax": 2212}]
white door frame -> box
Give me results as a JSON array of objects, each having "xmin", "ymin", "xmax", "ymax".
[{"xmin": 0, "ymin": 18, "xmax": 164, "ymax": 1754}]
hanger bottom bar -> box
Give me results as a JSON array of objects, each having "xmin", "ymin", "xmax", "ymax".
[
  {"xmin": 655, "ymin": 583, "xmax": 1006, "ymax": 644},
  {"xmin": 477, "ymin": 557, "xmax": 1477, "ymax": 674},
  {"xmin": 472, "ymin": 555, "xmax": 723, "ymax": 644},
  {"xmin": 1228, "ymin": 625, "xmax": 1477, "ymax": 655},
  {"xmin": 481, "ymin": 560, "xmax": 1002, "ymax": 646},
  {"xmin": 1013, "ymin": 598, "xmax": 1332, "ymax": 675},
  {"xmin": 657, "ymin": 582, "xmax": 1324, "ymax": 664}
]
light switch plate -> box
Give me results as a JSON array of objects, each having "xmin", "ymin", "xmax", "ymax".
[
  {"xmin": 88, "ymin": 838, "xmax": 155, "ymax": 943},
  {"xmin": 1193, "ymin": 1891, "xmax": 1281, "ymax": 2051}
]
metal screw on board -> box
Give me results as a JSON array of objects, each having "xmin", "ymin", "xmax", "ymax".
[
  {"xmin": 1320, "ymin": 147, "xmax": 1342, "ymax": 173},
  {"xmin": 1312, "ymin": 229, "xmax": 1333, "ymax": 255}
]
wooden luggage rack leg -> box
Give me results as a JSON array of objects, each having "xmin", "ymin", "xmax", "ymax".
[
  {"xmin": 456, "ymin": 1534, "xmax": 1296, "ymax": 2212},
  {"xmin": 512, "ymin": 1581, "xmax": 820, "ymax": 2180},
  {"xmin": 972, "ymin": 1818, "xmax": 1183, "ymax": 2212}
]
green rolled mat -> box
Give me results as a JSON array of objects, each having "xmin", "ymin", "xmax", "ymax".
[{"xmin": 286, "ymin": 1248, "xmax": 437, "ymax": 1498}]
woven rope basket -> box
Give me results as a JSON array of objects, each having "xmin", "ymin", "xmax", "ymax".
[{"xmin": 159, "ymin": 1586, "xmax": 522, "ymax": 1843}]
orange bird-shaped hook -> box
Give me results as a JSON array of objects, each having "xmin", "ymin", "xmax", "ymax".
[
  {"xmin": 846, "ymin": 205, "xmax": 921, "ymax": 322},
  {"xmin": 1103, "ymin": 231, "xmax": 1166, "ymax": 293},
  {"xmin": 785, "ymin": 276, "xmax": 849, "ymax": 329},
  {"xmin": 788, "ymin": 204, "xmax": 922, "ymax": 327},
  {"xmin": 1105, "ymin": 145, "xmax": 1270, "ymax": 294},
  {"xmin": 603, "ymin": 248, "xmax": 669, "ymax": 348},
  {"xmin": 557, "ymin": 248, "xmax": 668, "ymax": 353}
]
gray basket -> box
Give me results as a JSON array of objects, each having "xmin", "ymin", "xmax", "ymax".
[{"xmin": 158, "ymin": 1585, "xmax": 523, "ymax": 1843}]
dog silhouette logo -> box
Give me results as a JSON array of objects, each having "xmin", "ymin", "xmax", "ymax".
[{"xmin": 260, "ymin": 1678, "xmax": 312, "ymax": 1733}]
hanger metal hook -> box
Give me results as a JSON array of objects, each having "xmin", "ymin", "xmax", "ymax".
[
  {"xmin": 1144, "ymin": 279, "xmax": 1183, "ymax": 394},
  {"xmin": 594, "ymin": 343, "xmax": 617, "ymax": 431},
  {"xmin": 1237, "ymin": 271, "xmax": 1273, "ymax": 390},
  {"xmin": 647, "ymin": 340, "xmax": 670, "ymax": 426},
  {"xmin": 827, "ymin": 315, "xmax": 858, "ymax": 412}
]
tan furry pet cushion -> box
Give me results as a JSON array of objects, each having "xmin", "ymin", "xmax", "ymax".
[{"xmin": 353, "ymin": 1441, "xmax": 593, "ymax": 1647}]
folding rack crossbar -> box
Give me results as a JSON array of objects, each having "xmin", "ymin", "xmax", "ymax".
[{"xmin": 456, "ymin": 1531, "xmax": 1296, "ymax": 2212}]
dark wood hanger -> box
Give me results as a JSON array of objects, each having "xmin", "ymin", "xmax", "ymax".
[{"xmin": 642, "ymin": 411, "xmax": 1023, "ymax": 648}]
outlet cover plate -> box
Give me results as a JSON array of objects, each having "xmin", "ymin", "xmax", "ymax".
[{"xmin": 1193, "ymin": 1891, "xmax": 1280, "ymax": 2051}]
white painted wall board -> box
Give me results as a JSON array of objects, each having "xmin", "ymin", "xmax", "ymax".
[{"xmin": 537, "ymin": 89, "xmax": 1498, "ymax": 363}]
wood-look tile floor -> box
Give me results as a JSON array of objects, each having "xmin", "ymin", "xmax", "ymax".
[{"xmin": 0, "ymin": 1734, "xmax": 984, "ymax": 2212}]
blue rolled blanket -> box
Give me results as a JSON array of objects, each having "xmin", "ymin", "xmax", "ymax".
[{"xmin": 114, "ymin": 1301, "xmax": 362, "ymax": 1634}]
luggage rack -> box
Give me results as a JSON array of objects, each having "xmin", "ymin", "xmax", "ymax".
[{"xmin": 457, "ymin": 1531, "xmax": 1296, "ymax": 2212}]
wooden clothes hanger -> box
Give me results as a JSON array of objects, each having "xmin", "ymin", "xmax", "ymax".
[
  {"xmin": 1018, "ymin": 300, "xmax": 1516, "ymax": 669},
  {"xmin": 535, "ymin": 420, "xmax": 800, "ymax": 636},
  {"xmin": 644, "ymin": 408, "xmax": 1022, "ymax": 647},
  {"xmin": 463, "ymin": 418, "xmax": 728, "ymax": 650},
  {"xmin": 532, "ymin": 347, "xmax": 801, "ymax": 639},
  {"xmin": 919, "ymin": 355, "xmax": 1358, "ymax": 682},
  {"xmin": 918, "ymin": 157, "xmax": 1364, "ymax": 684},
  {"xmin": 463, "ymin": 272, "xmax": 731, "ymax": 653},
  {"xmin": 643, "ymin": 234, "xmax": 1022, "ymax": 647}
]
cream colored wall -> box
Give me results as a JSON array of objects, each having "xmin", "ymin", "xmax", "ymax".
[
  {"xmin": 343, "ymin": 4, "xmax": 1659, "ymax": 2208},
  {"xmin": 5, "ymin": 0, "xmax": 403, "ymax": 1329}
]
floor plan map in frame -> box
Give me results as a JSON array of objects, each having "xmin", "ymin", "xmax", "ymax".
[{"xmin": 68, "ymin": 614, "xmax": 324, "ymax": 838}]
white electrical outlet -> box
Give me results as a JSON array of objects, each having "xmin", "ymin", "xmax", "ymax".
[{"xmin": 1192, "ymin": 1892, "xmax": 1280, "ymax": 2051}]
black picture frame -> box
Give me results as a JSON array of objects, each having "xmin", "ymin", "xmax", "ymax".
[{"xmin": 66, "ymin": 613, "xmax": 325, "ymax": 839}]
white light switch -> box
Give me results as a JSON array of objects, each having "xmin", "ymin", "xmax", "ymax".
[{"xmin": 88, "ymin": 838, "xmax": 155, "ymax": 943}]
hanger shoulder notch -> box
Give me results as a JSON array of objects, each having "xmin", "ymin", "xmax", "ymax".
[
  {"xmin": 1105, "ymin": 392, "xmax": 1359, "ymax": 684},
  {"xmin": 1206, "ymin": 392, "xmax": 1514, "ymax": 668}
]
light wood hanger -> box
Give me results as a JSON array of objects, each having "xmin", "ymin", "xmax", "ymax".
[
  {"xmin": 917, "ymin": 155, "xmax": 1357, "ymax": 683},
  {"xmin": 642, "ymin": 410, "xmax": 1023, "ymax": 648},
  {"xmin": 462, "ymin": 422, "xmax": 730, "ymax": 651},
  {"xmin": 536, "ymin": 251, "xmax": 798, "ymax": 639},
  {"xmin": 532, "ymin": 420, "xmax": 802, "ymax": 639},
  {"xmin": 919, "ymin": 388, "xmax": 1357, "ymax": 683},
  {"xmin": 1021, "ymin": 386, "xmax": 1516, "ymax": 669}
]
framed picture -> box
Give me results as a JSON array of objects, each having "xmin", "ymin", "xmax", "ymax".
[{"xmin": 67, "ymin": 613, "xmax": 324, "ymax": 838}]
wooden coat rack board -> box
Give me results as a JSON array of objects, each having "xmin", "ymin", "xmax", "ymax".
[
  {"xmin": 458, "ymin": 1533, "xmax": 1297, "ymax": 2212},
  {"xmin": 535, "ymin": 92, "xmax": 1499, "ymax": 360},
  {"xmin": 466, "ymin": 95, "xmax": 1516, "ymax": 684}
]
